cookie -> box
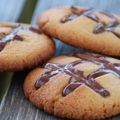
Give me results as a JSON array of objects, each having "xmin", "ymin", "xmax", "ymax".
[
  {"xmin": 38, "ymin": 6, "xmax": 120, "ymax": 56},
  {"xmin": 0, "ymin": 22, "xmax": 55, "ymax": 71},
  {"xmin": 24, "ymin": 52, "xmax": 120, "ymax": 120}
]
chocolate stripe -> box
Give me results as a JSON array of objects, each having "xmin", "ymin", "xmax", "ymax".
[
  {"xmin": 35, "ymin": 52, "xmax": 120, "ymax": 97},
  {"xmin": 0, "ymin": 24, "xmax": 23, "ymax": 51},
  {"xmin": 61, "ymin": 6, "xmax": 120, "ymax": 38},
  {"xmin": 0, "ymin": 24, "xmax": 41, "ymax": 51}
]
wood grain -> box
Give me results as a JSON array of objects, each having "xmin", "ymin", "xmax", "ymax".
[
  {"xmin": 1, "ymin": 0, "xmax": 120, "ymax": 120},
  {"xmin": 0, "ymin": 71, "xmax": 62, "ymax": 120}
]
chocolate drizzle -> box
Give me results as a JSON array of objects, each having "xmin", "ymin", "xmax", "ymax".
[
  {"xmin": 29, "ymin": 27, "xmax": 42, "ymax": 34},
  {"xmin": 35, "ymin": 52, "xmax": 120, "ymax": 97},
  {"xmin": 0, "ymin": 24, "xmax": 41, "ymax": 51},
  {"xmin": 61, "ymin": 6, "xmax": 120, "ymax": 38},
  {"xmin": 0, "ymin": 24, "xmax": 23, "ymax": 51}
]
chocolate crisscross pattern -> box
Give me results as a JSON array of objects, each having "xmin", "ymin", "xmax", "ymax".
[
  {"xmin": 0, "ymin": 23, "xmax": 41, "ymax": 51},
  {"xmin": 35, "ymin": 52, "xmax": 120, "ymax": 97},
  {"xmin": 61, "ymin": 6, "xmax": 120, "ymax": 38}
]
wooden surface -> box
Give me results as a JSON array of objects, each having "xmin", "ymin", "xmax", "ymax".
[{"xmin": 1, "ymin": 0, "xmax": 120, "ymax": 120}]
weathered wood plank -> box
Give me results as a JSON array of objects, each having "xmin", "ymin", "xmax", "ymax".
[
  {"xmin": 0, "ymin": 73, "xmax": 13, "ymax": 102},
  {"xmin": 1, "ymin": 0, "xmax": 120, "ymax": 120},
  {"xmin": 0, "ymin": 72, "xmax": 62, "ymax": 120}
]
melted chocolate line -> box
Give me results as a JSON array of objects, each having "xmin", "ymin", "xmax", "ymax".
[
  {"xmin": 64, "ymin": 61, "xmax": 110, "ymax": 97},
  {"xmin": 13, "ymin": 35, "xmax": 23, "ymax": 41},
  {"xmin": 0, "ymin": 24, "xmax": 42, "ymax": 51},
  {"xmin": 100, "ymin": 11, "xmax": 116, "ymax": 19},
  {"xmin": 101, "ymin": 69, "xmax": 120, "ymax": 78},
  {"xmin": 83, "ymin": 11, "xmax": 99, "ymax": 23},
  {"xmin": 29, "ymin": 27, "xmax": 42, "ymax": 34},
  {"xmin": 61, "ymin": 6, "xmax": 120, "ymax": 38},
  {"xmin": 113, "ymin": 63, "xmax": 120, "ymax": 66},
  {"xmin": 62, "ymin": 82, "xmax": 82, "ymax": 96},
  {"xmin": 36, "ymin": 60, "xmax": 109, "ymax": 97},
  {"xmin": 35, "ymin": 63, "xmax": 65, "ymax": 89},
  {"xmin": 88, "ymin": 70, "xmax": 108, "ymax": 79},
  {"xmin": 35, "ymin": 76, "xmax": 49, "ymax": 89},
  {"xmin": 110, "ymin": 33, "xmax": 120, "ymax": 39},
  {"xmin": 35, "ymin": 52, "xmax": 120, "ymax": 97},
  {"xmin": 107, "ymin": 28, "xmax": 120, "ymax": 38},
  {"xmin": 100, "ymin": 11, "xmax": 120, "ymax": 38},
  {"xmin": 88, "ymin": 69, "xmax": 120, "ymax": 80},
  {"xmin": 106, "ymin": 20, "xmax": 118, "ymax": 28},
  {"xmin": 0, "ymin": 24, "xmax": 24, "ymax": 51},
  {"xmin": 73, "ymin": 52, "xmax": 120, "ymax": 76},
  {"xmin": 61, "ymin": 7, "xmax": 92, "ymax": 23},
  {"xmin": 63, "ymin": 14, "xmax": 78, "ymax": 22},
  {"xmin": 93, "ymin": 23, "xmax": 105, "ymax": 33},
  {"xmin": 71, "ymin": 6, "xmax": 85, "ymax": 15},
  {"xmin": 35, "ymin": 71, "xmax": 58, "ymax": 89},
  {"xmin": 0, "ymin": 24, "xmax": 23, "ymax": 43},
  {"xmin": 83, "ymin": 10, "xmax": 120, "ymax": 36}
]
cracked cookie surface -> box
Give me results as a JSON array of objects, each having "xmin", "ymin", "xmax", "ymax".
[
  {"xmin": 0, "ymin": 22, "xmax": 55, "ymax": 71},
  {"xmin": 24, "ymin": 52, "xmax": 120, "ymax": 120},
  {"xmin": 38, "ymin": 6, "xmax": 120, "ymax": 56}
]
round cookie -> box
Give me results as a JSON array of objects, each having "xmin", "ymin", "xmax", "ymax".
[
  {"xmin": 38, "ymin": 6, "xmax": 120, "ymax": 56},
  {"xmin": 24, "ymin": 52, "xmax": 120, "ymax": 120},
  {"xmin": 0, "ymin": 22, "xmax": 55, "ymax": 71}
]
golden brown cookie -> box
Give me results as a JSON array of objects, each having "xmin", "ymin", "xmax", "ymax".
[
  {"xmin": 24, "ymin": 52, "xmax": 120, "ymax": 120},
  {"xmin": 38, "ymin": 6, "xmax": 120, "ymax": 56},
  {"xmin": 0, "ymin": 22, "xmax": 55, "ymax": 71}
]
